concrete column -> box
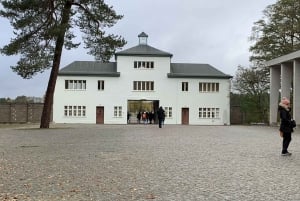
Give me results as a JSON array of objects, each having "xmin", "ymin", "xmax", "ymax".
[
  {"xmin": 293, "ymin": 59, "xmax": 300, "ymax": 122},
  {"xmin": 269, "ymin": 66, "xmax": 281, "ymax": 125},
  {"xmin": 281, "ymin": 62, "xmax": 293, "ymax": 99}
]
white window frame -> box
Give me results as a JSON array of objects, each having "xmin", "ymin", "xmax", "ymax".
[
  {"xmin": 65, "ymin": 80, "xmax": 86, "ymax": 90},
  {"xmin": 199, "ymin": 82, "xmax": 219, "ymax": 92},
  {"xmin": 134, "ymin": 61, "xmax": 154, "ymax": 69},
  {"xmin": 64, "ymin": 105, "xmax": 86, "ymax": 117},
  {"xmin": 133, "ymin": 81, "xmax": 154, "ymax": 91},
  {"xmin": 114, "ymin": 106, "xmax": 122, "ymax": 117},
  {"xmin": 182, "ymin": 82, "xmax": 188, "ymax": 91},
  {"xmin": 199, "ymin": 107, "xmax": 220, "ymax": 119},
  {"xmin": 164, "ymin": 107, "xmax": 173, "ymax": 118},
  {"xmin": 98, "ymin": 80, "xmax": 105, "ymax": 91}
]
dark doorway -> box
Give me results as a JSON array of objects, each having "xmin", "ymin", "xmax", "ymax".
[
  {"xmin": 96, "ymin": 106, "xmax": 104, "ymax": 124},
  {"xmin": 181, "ymin": 108, "xmax": 189, "ymax": 125}
]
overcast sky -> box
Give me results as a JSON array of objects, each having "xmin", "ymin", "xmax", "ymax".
[{"xmin": 0, "ymin": 0, "xmax": 277, "ymax": 99}]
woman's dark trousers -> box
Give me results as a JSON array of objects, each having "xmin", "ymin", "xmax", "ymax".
[
  {"xmin": 158, "ymin": 119, "xmax": 162, "ymax": 128},
  {"xmin": 282, "ymin": 132, "xmax": 292, "ymax": 153}
]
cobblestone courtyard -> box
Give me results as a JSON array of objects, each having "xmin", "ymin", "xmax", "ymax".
[{"xmin": 0, "ymin": 124, "xmax": 300, "ymax": 201}]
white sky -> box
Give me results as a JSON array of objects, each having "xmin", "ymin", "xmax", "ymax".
[{"xmin": 0, "ymin": 0, "xmax": 277, "ymax": 98}]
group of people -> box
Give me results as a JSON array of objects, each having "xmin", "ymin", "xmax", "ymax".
[
  {"xmin": 135, "ymin": 106, "xmax": 165, "ymax": 128},
  {"xmin": 136, "ymin": 111, "xmax": 155, "ymax": 124}
]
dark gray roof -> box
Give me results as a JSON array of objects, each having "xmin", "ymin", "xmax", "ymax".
[
  {"xmin": 58, "ymin": 61, "xmax": 232, "ymax": 79},
  {"xmin": 58, "ymin": 61, "xmax": 120, "ymax": 77},
  {"xmin": 115, "ymin": 44, "xmax": 173, "ymax": 57},
  {"xmin": 168, "ymin": 63, "xmax": 232, "ymax": 79}
]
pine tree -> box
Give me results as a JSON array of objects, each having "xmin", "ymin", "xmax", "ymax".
[{"xmin": 0, "ymin": 0, "xmax": 126, "ymax": 128}]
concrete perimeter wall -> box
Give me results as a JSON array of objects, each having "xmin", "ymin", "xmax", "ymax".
[{"xmin": 0, "ymin": 103, "xmax": 52, "ymax": 123}]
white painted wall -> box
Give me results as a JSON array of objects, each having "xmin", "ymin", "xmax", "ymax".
[{"xmin": 53, "ymin": 55, "xmax": 231, "ymax": 125}]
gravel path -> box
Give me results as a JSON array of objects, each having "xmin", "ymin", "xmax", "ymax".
[{"xmin": 0, "ymin": 124, "xmax": 300, "ymax": 201}]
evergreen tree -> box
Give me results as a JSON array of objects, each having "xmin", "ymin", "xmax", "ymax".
[{"xmin": 0, "ymin": 0, "xmax": 126, "ymax": 128}]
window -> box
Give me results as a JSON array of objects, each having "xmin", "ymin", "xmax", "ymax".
[
  {"xmin": 199, "ymin": 107, "xmax": 220, "ymax": 118},
  {"xmin": 64, "ymin": 105, "xmax": 86, "ymax": 117},
  {"xmin": 133, "ymin": 81, "xmax": 154, "ymax": 91},
  {"xmin": 164, "ymin": 107, "xmax": 172, "ymax": 118},
  {"xmin": 182, "ymin": 82, "xmax": 188, "ymax": 91},
  {"xmin": 199, "ymin": 82, "xmax": 219, "ymax": 92},
  {"xmin": 78, "ymin": 106, "xmax": 82, "ymax": 116},
  {"xmin": 65, "ymin": 80, "xmax": 86, "ymax": 90},
  {"xmin": 134, "ymin": 61, "xmax": 154, "ymax": 69},
  {"xmin": 114, "ymin": 106, "xmax": 122, "ymax": 117},
  {"xmin": 98, "ymin": 80, "xmax": 104, "ymax": 90},
  {"xmin": 216, "ymin": 83, "xmax": 219, "ymax": 91},
  {"xmin": 73, "ymin": 106, "xmax": 77, "ymax": 116}
]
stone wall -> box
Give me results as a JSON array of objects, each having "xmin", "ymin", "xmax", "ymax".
[{"xmin": 0, "ymin": 103, "xmax": 51, "ymax": 123}]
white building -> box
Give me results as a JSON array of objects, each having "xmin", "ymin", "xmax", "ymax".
[{"xmin": 53, "ymin": 32, "xmax": 232, "ymax": 125}]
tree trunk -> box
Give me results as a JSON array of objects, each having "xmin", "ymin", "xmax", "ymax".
[{"xmin": 40, "ymin": 2, "xmax": 72, "ymax": 128}]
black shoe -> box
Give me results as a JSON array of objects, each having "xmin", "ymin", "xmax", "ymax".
[{"xmin": 281, "ymin": 152, "xmax": 292, "ymax": 156}]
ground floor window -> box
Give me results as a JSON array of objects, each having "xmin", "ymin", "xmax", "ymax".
[
  {"xmin": 164, "ymin": 107, "xmax": 172, "ymax": 118},
  {"xmin": 199, "ymin": 107, "xmax": 220, "ymax": 118},
  {"xmin": 64, "ymin": 105, "xmax": 86, "ymax": 117},
  {"xmin": 114, "ymin": 106, "xmax": 122, "ymax": 117}
]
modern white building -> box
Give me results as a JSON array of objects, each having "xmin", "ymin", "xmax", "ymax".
[
  {"xmin": 266, "ymin": 49, "xmax": 300, "ymax": 125},
  {"xmin": 53, "ymin": 32, "xmax": 232, "ymax": 125}
]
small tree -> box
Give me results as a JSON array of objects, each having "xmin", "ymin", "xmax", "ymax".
[
  {"xmin": 0, "ymin": 0, "xmax": 126, "ymax": 128},
  {"xmin": 232, "ymin": 66, "xmax": 269, "ymax": 123}
]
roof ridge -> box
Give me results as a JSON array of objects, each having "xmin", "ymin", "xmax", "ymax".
[{"xmin": 115, "ymin": 44, "xmax": 173, "ymax": 57}]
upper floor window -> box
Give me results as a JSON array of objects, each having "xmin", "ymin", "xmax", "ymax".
[
  {"xmin": 182, "ymin": 82, "xmax": 188, "ymax": 91},
  {"xmin": 199, "ymin": 82, "xmax": 219, "ymax": 92},
  {"xmin": 133, "ymin": 81, "xmax": 154, "ymax": 91},
  {"xmin": 98, "ymin": 80, "xmax": 104, "ymax": 91},
  {"xmin": 65, "ymin": 80, "xmax": 86, "ymax": 90},
  {"xmin": 134, "ymin": 61, "xmax": 154, "ymax": 69}
]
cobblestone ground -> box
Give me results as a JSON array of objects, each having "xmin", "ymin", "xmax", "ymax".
[{"xmin": 0, "ymin": 124, "xmax": 300, "ymax": 201}]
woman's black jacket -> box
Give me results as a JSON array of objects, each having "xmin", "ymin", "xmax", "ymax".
[{"xmin": 279, "ymin": 105, "xmax": 293, "ymax": 133}]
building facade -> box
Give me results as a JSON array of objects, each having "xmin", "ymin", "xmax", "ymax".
[
  {"xmin": 53, "ymin": 32, "xmax": 232, "ymax": 125},
  {"xmin": 266, "ymin": 49, "xmax": 300, "ymax": 125}
]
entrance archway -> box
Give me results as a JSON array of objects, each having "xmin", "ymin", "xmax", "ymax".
[{"xmin": 127, "ymin": 100, "xmax": 159, "ymax": 124}]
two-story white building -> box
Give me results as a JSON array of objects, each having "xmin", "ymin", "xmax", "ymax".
[{"xmin": 53, "ymin": 32, "xmax": 232, "ymax": 125}]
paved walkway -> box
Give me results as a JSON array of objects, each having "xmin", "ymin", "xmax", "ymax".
[{"xmin": 0, "ymin": 124, "xmax": 300, "ymax": 201}]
